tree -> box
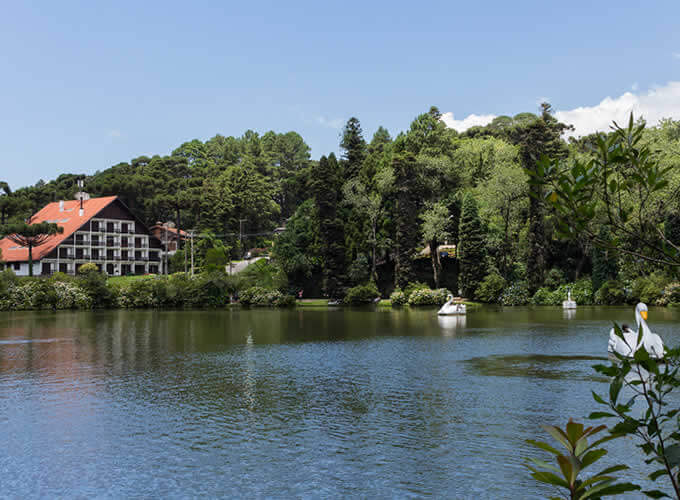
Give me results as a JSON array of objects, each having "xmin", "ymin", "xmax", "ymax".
[
  {"xmin": 591, "ymin": 226, "xmax": 617, "ymax": 292},
  {"xmin": 0, "ymin": 182, "xmax": 14, "ymax": 225},
  {"xmin": 312, "ymin": 154, "xmax": 346, "ymax": 298},
  {"xmin": 420, "ymin": 202, "xmax": 451, "ymax": 288},
  {"xmin": 538, "ymin": 114, "xmax": 678, "ymax": 269},
  {"xmin": 458, "ymin": 193, "xmax": 486, "ymax": 298},
  {"xmin": 2, "ymin": 222, "xmax": 63, "ymax": 276},
  {"xmin": 506, "ymin": 104, "xmax": 571, "ymax": 293},
  {"xmin": 392, "ymin": 150, "xmax": 421, "ymax": 289},
  {"xmin": 273, "ymin": 199, "xmax": 322, "ymax": 290},
  {"xmin": 342, "ymin": 178, "xmax": 387, "ymax": 282},
  {"xmin": 340, "ymin": 117, "xmax": 367, "ymax": 180}
]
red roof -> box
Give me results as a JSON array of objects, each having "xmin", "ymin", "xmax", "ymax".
[
  {"xmin": 150, "ymin": 225, "xmax": 188, "ymax": 238},
  {"xmin": 0, "ymin": 196, "xmax": 118, "ymax": 262}
]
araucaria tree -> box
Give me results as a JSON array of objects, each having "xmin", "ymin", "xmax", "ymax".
[
  {"xmin": 340, "ymin": 117, "xmax": 368, "ymax": 180},
  {"xmin": 2, "ymin": 222, "xmax": 63, "ymax": 276},
  {"xmin": 458, "ymin": 193, "xmax": 486, "ymax": 298}
]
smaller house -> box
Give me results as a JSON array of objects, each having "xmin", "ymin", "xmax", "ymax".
[{"xmin": 150, "ymin": 223, "xmax": 188, "ymax": 253}]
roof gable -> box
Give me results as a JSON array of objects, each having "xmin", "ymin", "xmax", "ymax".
[{"xmin": 0, "ymin": 196, "xmax": 118, "ymax": 262}]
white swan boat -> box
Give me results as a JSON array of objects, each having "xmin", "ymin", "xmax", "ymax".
[
  {"xmin": 608, "ymin": 302, "xmax": 665, "ymax": 359},
  {"xmin": 438, "ymin": 295, "xmax": 466, "ymax": 316},
  {"xmin": 562, "ymin": 289, "xmax": 577, "ymax": 309}
]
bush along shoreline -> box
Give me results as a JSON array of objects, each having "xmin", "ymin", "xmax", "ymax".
[{"xmin": 3, "ymin": 263, "xmax": 680, "ymax": 312}]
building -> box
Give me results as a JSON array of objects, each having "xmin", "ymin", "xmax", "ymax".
[
  {"xmin": 149, "ymin": 223, "xmax": 187, "ymax": 253},
  {"xmin": 0, "ymin": 195, "xmax": 163, "ymax": 276}
]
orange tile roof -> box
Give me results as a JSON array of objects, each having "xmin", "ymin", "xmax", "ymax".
[
  {"xmin": 150, "ymin": 225, "xmax": 188, "ymax": 237},
  {"xmin": 0, "ymin": 196, "xmax": 118, "ymax": 262}
]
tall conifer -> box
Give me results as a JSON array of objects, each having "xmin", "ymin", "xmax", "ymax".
[{"xmin": 458, "ymin": 193, "xmax": 486, "ymax": 298}]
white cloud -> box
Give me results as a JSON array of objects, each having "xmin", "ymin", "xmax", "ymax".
[
  {"xmin": 554, "ymin": 81, "xmax": 680, "ymax": 136},
  {"xmin": 316, "ymin": 116, "xmax": 343, "ymax": 130},
  {"xmin": 440, "ymin": 112, "xmax": 496, "ymax": 131},
  {"xmin": 107, "ymin": 129, "xmax": 122, "ymax": 138},
  {"xmin": 442, "ymin": 81, "xmax": 680, "ymax": 137},
  {"xmin": 631, "ymin": 82, "xmax": 639, "ymax": 91}
]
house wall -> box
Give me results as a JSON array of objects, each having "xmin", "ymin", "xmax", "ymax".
[{"xmin": 4, "ymin": 261, "xmax": 41, "ymax": 277}]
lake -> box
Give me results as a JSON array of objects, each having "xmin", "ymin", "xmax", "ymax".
[{"xmin": 1, "ymin": 306, "xmax": 678, "ymax": 498}]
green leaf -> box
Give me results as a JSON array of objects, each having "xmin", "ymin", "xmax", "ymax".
[
  {"xmin": 591, "ymin": 391, "xmax": 607, "ymax": 405},
  {"xmin": 526, "ymin": 458, "xmax": 561, "ymax": 474},
  {"xmin": 580, "ymin": 449, "xmax": 607, "ymax": 469},
  {"xmin": 530, "ymin": 470, "xmax": 570, "ymax": 488},
  {"xmin": 664, "ymin": 443, "xmax": 680, "ymax": 468},
  {"xmin": 589, "ymin": 411, "xmax": 616, "ymax": 419},
  {"xmin": 648, "ymin": 469, "xmax": 668, "ymax": 481},
  {"xmin": 610, "ymin": 378, "xmax": 623, "ymax": 404},
  {"xmin": 580, "ymin": 481, "xmax": 640, "ymax": 498},
  {"xmin": 642, "ymin": 490, "xmax": 670, "ymax": 498},
  {"xmin": 526, "ymin": 439, "xmax": 560, "ymax": 456}
]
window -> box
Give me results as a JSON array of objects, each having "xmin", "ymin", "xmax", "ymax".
[{"xmin": 13, "ymin": 263, "xmax": 21, "ymax": 271}]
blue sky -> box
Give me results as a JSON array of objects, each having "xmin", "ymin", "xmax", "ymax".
[{"xmin": 1, "ymin": 1, "xmax": 679, "ymax": 188}]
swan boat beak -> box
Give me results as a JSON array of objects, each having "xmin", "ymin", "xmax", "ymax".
[{"xmin": 641, "ymin": 311, "xmax": 648, "ymax": 320}]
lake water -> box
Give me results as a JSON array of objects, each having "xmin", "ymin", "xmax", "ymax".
[{"xmin": 1, "ymin": 306, "xmax": 679, "ymax": 498}]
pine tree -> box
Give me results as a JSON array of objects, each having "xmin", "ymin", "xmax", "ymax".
[
  {"xmin": 393, "ymin": 151, "xmax": 420, "ymax": 289},
  {"xmin": 340, "ymin": 117, "xmax": 367, "ymax": 180},
  {"xmin": 458, "ymin": 193, "xmax": 486, "ymax": 298},
  {"xmin": 311, "ymin": 154, "xmax": 346, "ymax": 298}
]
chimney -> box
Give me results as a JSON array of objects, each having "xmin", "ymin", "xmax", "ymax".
[
  {"xmin": 59, "ymin": 200, "xmax": 64, "ymax": 212},
  {"xmin": 79, "ymin": 208, "xmax": 84, "ymax": 217}
]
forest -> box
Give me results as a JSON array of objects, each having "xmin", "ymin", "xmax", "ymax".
[{"xmin": 2, "ymin": 104, "xmax": 680, "ymax": 307}]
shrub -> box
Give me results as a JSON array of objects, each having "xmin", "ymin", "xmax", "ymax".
[
  {"xmin": 78, "ymin": 262, "xmax": 99, "ymax": 275},
  {"xmin": 660, "ymin": 282, "xmax": 680, "ymax": 306},
  {"xmin": 390, "ymin": 289, "xmax": 407, "ymax": 306},
  {"xmin": 501, "ymin": 281, "xmax": 529, "ymax": 306},
  {"xmin": 48, "ymin": 271, "xmax": 72, "ymax": 283},
  {"xmin": 544, "ymin": 268, "xmax": 564, "ymax": 290},
  {"xmin": 408, "ymin": 288, "xmax": 450, "ymax": 306},
  {"xmin": 594, "ymin": 280, "xmax": 626, "ymax": 305},
  {"xmin": 343, "ymin": 282, "xmax": 379, "ymax": 305},
  {"xmin": 77, "ymin": 269, "xmax": 115, "ymax": 307},
  {"xmin": 0, "ymin": 268, "xmax": 18, "ymax": 300},
  {"xmin": 117, "ymin": 278, "xmax": 156, "ymax": 308},
  {"xmin": 531, "ymin": 287, "xmax": 560, "ymax": 305},
  {"xmin": 476, "ymin": 273, "xmax": 507, "ymax": 303},
  {"xmin": 239, "ymin": 286, "xmax": 283, "ymax": 306},
  {"xmin": 403, "ymin": 282, "xmax": 429, "ymax": 301},
  {"xmin": 273, "ymin": 294, "xmax": 296, "ymax": 308},
  {"xmin": 630, "ymin": 273, "xmax": 668, "ymax": 305}
]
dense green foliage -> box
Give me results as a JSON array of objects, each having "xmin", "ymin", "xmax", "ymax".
[
  {"xmin": 3, "ymin": 110, "xmax": 680, "ymax": 304},
  {"xmin": 458, "ymin": 193, "xmax": 486, "ymax": 299},
  {"xmin": 343, "ymin": 282, "xmax": 380, "ymax": 305}
]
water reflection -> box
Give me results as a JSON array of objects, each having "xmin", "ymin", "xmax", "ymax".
[
  {"xmin": 437, "ymin": 315, "xmax": 466, "ymax": 334},
  {"xmin": 563, "ymin": 308, "xmax": 576, "ymax": 320},
  {"xmin": 1, "ymin": 307, "xmax": 679, "ymax": 498}
]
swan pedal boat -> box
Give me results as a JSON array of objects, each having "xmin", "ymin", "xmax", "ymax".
[
  {"xmin": 438, "ymin": 296, "xmax": 466, "ymax": 316},
  {"xmin": 607, "ymin": 302, "xmax": 665, "ymax": 361}
]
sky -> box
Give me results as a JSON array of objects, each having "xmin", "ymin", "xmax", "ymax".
[{"xmin": 1, "ymin": 1, "xmax": 679, "ymax": 188}]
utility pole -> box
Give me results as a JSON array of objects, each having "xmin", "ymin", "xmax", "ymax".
[
  {"xmin": 190, "ymin": 230, "xmax": 195, "ymax": 277},
  {"xmin": 184, "ymin": 230, "xmax": 187, "ymax": 273},
  {"xmin": 239, "ymin": 219, "xmax": 247, "ymax": 258}
]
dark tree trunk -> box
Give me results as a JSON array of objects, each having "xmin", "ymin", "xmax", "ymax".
[
  {"xmin": 175, "ymin": 205, "xmax": 182, "ymax": 250},
  {"xmin": 430, "ymin": 238, "xmax": 441, "ymax": 289},
  {"xmin": 28, "ymin": 244, "xmax": 33, "ymax": 277}
]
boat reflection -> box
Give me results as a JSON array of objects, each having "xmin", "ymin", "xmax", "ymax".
[
  {"xmin": 563, "ymin": 308, "xmax": 576, "ymax": 320},
  {"xmin": 438, "ymin": 315, "xmax": 466, "ymax": 334}
]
